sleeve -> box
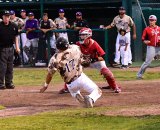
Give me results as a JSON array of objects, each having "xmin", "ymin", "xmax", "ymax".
[
  {"xmin": 47, "ymin": 56, "xmax": 57, "ymax": 75},
  {"xmin": 49, "ymin": 19, "xmax": 56, "ymax": 28},
  {"xmin": 142, "ymin": 28, "xmax": 148, "ymax": 41},
  {"xmin": 110, "ymin": 17, "xmax": 116, "ymax": 27},
  {"xmin": 34, "ymin": 19, "xmax": 39, "ymax": 29}
]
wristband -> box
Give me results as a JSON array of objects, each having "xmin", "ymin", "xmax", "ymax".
[{"xmin": 44, "ymin": 82, "xmax": 48, "ymax": 87}]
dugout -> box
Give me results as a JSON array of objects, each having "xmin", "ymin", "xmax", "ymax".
[{"xmin": 0, "ymin": 0, "xmax": 141, "ymax": 64}]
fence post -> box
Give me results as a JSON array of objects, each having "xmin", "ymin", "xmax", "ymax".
[{"xmin": 104, "ymin": 30, "xmax": 109, "ymax": 64}]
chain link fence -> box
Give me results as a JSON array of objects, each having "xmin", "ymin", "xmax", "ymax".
[{"xmin": 139, "ymin": 0, "xmax": 160, "ymax": 8}]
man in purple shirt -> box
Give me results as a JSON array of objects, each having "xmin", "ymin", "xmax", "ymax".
[{"xmin": 23, "ymin": 12, "xmax": 39, "ymax": 65}]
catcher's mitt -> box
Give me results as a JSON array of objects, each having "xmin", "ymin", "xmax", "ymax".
[{"xmin": 81, "ymin": 54, "xmax": 91, "ymax": 67}]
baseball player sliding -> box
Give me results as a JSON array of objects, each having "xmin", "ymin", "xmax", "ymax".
[{"xmin": 41, "ymin": 37, "xmax": 102, "ymax": 108}]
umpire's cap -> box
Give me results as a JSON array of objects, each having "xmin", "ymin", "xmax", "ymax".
[
  {"xmin": 2, "ymin": 10, "xmax": 10, "ymax": 16},
  {"xmin": 20, "ymin": 9, "xmax": 26, "ymax": 13},
  {"xmin": 56, "ymin": 37, "xmax": 69, "ymax": 51},
  {"xmin": 119, "ymin": 6, "xmax": 125, "ymax": 10}
]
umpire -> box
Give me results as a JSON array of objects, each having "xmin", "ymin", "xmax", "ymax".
[{"xmin": 0, "ymin": 10, "xmax": 20, "ymax": 89}]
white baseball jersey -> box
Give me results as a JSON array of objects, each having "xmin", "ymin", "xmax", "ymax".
[
  {"xmin": 48, "ymin": 45, "xmax": 83, "ymax": 83},
  {"xmin": 119, "ymin": 35, "xmax": 129, "ymax": 46},
  {"xmin": 10, "ymin": 17, "xmax": 24, "ymax": 29},
  {"xmin": 111, "ymin": 14, "xmax": 134, "ymax": 32},
  {"xmin": 54, "ymin": 17, "xmax": 68, "ymax": 29}
]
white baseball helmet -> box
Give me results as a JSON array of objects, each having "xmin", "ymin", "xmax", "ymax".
[{"xmin": 79, "ymin": 28, "xmax": 92, "ymax": 44}]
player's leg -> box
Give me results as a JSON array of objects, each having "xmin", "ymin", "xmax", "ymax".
[
  {"xmin": 90, "ymin": 61, "xmax": 121, "ymax": 93},
  {"xmin": 23, "ymin": 39, "xmax": 31, "ymax": 64},
  {"xmin": 126, "ymin": 32, "xmax": 132, "ymax": 65},
  {"xmin": 67, "ymin": 73, "xmax": 102, "ymax": 108},
  {"xmin": 114, "ymin": 33, "xmax": 121, "ymax": 64},
  {"xmin": 21, "ymin": 33, "xmax": 29, "ymax": 64},
  {"xmin": 137, "ymin": 46, "xmax": 156, "ymax": 79},
  {"xmin": 31, "ymin": 38, "xmax": 38, "ymax": 64},
  {"xmin": 121, "ymin": 46, "xmax": 128, "ymax": 68},
  {"xmin": 50, "ymin": 35, "xmax": 56, "ymax": 56}
]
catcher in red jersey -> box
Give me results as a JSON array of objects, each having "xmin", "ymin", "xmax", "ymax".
[
  {"xmin": 40, "ymin": 37, "xmax": 102, "ymax": 108},
  {"xmin": 58, "ymin": 28, "xmax": 121, "ymax": 93}
]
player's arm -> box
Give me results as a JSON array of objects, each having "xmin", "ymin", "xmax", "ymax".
[
  {"xmin": 40, "ymin": 70, "xmax": 56, "ymax": 93},
  {"xmin": 142, "ymin": 28, "xmax": 150, "ymax": 45},
  {"xmin": 104, "ymin": 17, "xmax": 115, "ymax": 29},
  {"xmin": 129, "ymin": 17, "xmax": 136, "ymax": 40}
]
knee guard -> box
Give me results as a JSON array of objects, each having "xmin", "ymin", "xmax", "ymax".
[{"xmin": 100, "ymin": 67, "xmax": 117, "ymax": 89}]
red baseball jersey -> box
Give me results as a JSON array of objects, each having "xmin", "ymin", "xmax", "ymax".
[
  {"xmin": 76, "ymin": 39, "xmax": 105, "ymax": 59},
  {"xmin": 142, "ymin": 25, "xmax": 160, "ymax": 47}
]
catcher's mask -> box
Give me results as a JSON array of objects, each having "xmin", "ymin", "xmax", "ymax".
[
  {"xmin": 79, "ymin": 28, "xmax": 92, "ymax": 44},
  {"xmin": 56, "ymin": 37, "xmax": 69, "ymax": 51}
]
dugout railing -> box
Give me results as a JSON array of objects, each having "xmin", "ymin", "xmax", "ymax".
[{"xmin": 19, "ymin": 29, "xmax": 109, "ymax": 67}]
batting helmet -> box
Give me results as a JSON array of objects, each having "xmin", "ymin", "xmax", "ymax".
[
  {"xmin": 79, "ymin": 28, "xmax": 92, "ymax": 44},
  {"xmin": 56, "ymin": 37, "xmax": 69, "ymax": 50}
]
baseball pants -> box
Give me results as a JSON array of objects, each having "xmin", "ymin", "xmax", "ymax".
[
  {"xmin": 137, "ymin": 46, "xmax": 160, "ymax": 78},
  {"xmin": 66, "ymin": 72, "xmax": 102, "ymax": 103},
  {"xmin": 0, "ymin": 47, "xmax": 14, "ymax": 86},
  {"xmin": 115, "ymin": 32, "xmax": 132, "ymax": 64},
  {"xmin": 120, "ymin": 46, "xmax": 128, "ymax": 66}
]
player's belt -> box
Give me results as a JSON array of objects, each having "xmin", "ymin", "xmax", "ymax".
[{"xmin": 66, "ymin": 74, "xmax": 81, "ymax": 84}]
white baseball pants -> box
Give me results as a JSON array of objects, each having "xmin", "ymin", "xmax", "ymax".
[
  {"xmin": 120, "ymin": 46, "xmax": 128, "ymax": 66},
  {"xmin": 66, "ymin": 72, "xmax": 102, "ymax": 103}
]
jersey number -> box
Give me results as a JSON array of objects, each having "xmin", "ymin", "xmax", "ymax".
[{"xmin": 65, "ymin": 59, "xmax": 75, "ymax": 72}]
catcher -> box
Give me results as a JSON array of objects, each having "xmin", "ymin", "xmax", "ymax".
[{"xmin": 40, "ymin": 37, "xmax": 102, "ymax": 108}]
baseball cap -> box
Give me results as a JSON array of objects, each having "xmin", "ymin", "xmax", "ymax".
[
  {"xmin": 10, "ymin": 10, "xmax": 15, "ymax": 15},
  {"xmin": 149, "ymin": 15, "xmax": 157, "ymax": 20},
  {"xmin": 28, "ymin": 12, "xmax": 34, "ymax": 16},
  {"xmin": 76, "ymin": 12, "xmax": 82, "ymax": 16},
  {"xmin": 59, "ymin": 9, "xmax": 64, "ymax": 13},
  {"xmin": 119, "ymin": 6, "xmax": 125, "ymax": 10},
  {"xmin": 20, "ymin": 9, "xmax": 26, "ymax": 13},
  {"xmin": 2, "ymin": 10, "xmax": 10, "ymax": 16}
]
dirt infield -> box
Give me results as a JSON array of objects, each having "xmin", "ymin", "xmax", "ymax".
[{"xmin": 0, "ymin": 67, "xmax": 160, "ymax": 117}]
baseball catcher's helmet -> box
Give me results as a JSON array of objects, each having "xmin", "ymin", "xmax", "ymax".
[
  {"xmin": 56, "ymin": 37, "xmax": 69, "ymax": 50},
  {"xmin": 79, "ymin": 28, "xmax": 92, "ymax": 44}
]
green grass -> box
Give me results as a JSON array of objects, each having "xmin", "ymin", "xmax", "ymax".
[
  {"xmin": 0, "ymin": 108, "xmax": 160, "ymax": 130},
  {"xmin": 13, "ymin": 66, "xmax": 160, "ymax": 86},
  {"xmin": 0, "ymin": 105, "xmax": 5, "ymax": 110}
]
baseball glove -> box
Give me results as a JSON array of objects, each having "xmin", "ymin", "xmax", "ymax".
[{"xmin": 81, "ymin": 54, "xmax": 91, "ymax": 67}]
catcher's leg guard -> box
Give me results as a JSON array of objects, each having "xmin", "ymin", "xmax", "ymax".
[{"xmin": 100, "ymin": 67, "xmax": 118, "ymax": 89}]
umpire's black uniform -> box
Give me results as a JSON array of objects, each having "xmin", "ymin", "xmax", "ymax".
[{"xmin": 0, "ymin": 10, "xmax": 19, "ymax": 89}]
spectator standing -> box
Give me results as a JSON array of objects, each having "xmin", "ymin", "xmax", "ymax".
[
  {"xmin": 137, "ymin": 15, "xmax": 160, "ymax": 79},
  {"xmin": 0, "ymin": 10, "xmax": 20, "ymax": 89},
  {"xmin": 23, "ymin": 12, "xmax": 39, "ymax": 66},
  {"xmin": 54, "ymin": 9, "xmax": 70, "ymax": 41},
  {"xmin": 104, "ymin": 7, "xmax": 136, "ymax": 66}
]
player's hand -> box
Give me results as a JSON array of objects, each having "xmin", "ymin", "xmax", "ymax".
[
  {"xmin": 132, "ymin": 34, "xmax": 137, "ymax": 40},
  {"xmin": 40, "ymin": 86, "xmax": 48, "ymax": 93},
  {"xmin": 16, "ymin": 48, "xmax": 20, "ymax": 54},
  {"xmin": 144, "ymin": 40, "xmax": 150, "ymax": 45}
]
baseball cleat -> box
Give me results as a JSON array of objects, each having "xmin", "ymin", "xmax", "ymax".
[
  {"xmin": 58, "ymin": 88, "xmax": 70, "ymax": 94},
  {"xmin": 75, "ymin": 93, "xmax": 85, "ymax": 106},
  {"xmin": 40, "ymin": 86, "xmax": 48, "ymax": 93},
  {"xmin": 114, "ymin": 87, "xmax": 121, "ymax": 93},
  {"xmin": 84, "ymin": 95, "xmax": 93, "ymax": 108}
]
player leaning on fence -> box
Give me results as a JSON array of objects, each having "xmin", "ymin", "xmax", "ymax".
[{"xmin": 137, "ymin": 15, "xmax": 160, "ymax": 79}]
